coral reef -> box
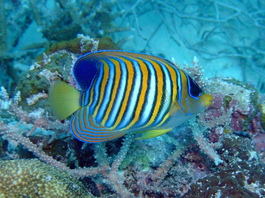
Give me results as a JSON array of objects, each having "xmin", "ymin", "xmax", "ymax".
[
  {"xmin": 1, "ymin": 0, "xmax": 265, "ymax": 197},
  {"xmin": 0, "ymin": 158, "xmax": 93, "ymax": 198},
  {"xmin": 1, "ymin": 47, "xmax": 265, "ymax": 197},
  {"xmin": 16, "ymin": 35, "xmax": 118, "ymax": 110},
  {"xmin": 0, "ymin": 0, "xmax": 124, "ymax": 92},
  {"xmin": 3, "ymin": 0, "xmax": 125, "ymax": 48},
  {"xmin": 183, "ymin": 135, "xmax": 265, "ymax": 198}
]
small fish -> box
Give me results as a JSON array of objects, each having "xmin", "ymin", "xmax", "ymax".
[{"xmin": 49, "ymin": 50, "xmax": 213, "ymax": 143}]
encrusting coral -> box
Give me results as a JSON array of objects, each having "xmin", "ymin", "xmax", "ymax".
[
  {"xmin": 182, "ymin": 135, "xmax": 265, "ymax": 198},
  {"xmin": 0, "ymin": 158, "xmax": 94, "ymax": 198}
]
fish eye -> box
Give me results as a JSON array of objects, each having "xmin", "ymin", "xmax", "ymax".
[{"xmin": 187, "ymin": 75, "xmax": 202, "ymax": 98}]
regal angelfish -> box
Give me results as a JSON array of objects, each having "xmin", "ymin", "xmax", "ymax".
[{"xmin": 49, "ymin": 50, "xmax": 213, "ymax": 143}]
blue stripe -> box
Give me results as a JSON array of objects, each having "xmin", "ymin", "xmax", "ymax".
[
  {"xmin": 96, "ymin": 58, "xmax": 115, "ymax": 124},
  {"xmin": 151, "ymin": 60, "xmax": 172, "ymax": 125},
  {"xmin": 174, "ymin": 67, "xmax": 186, "ymax": 112},
  {"xmin": 89, "ymin": 62, "xmax": 104, "ymax": 115},
  {"xmin": 116, "ymin": 56, "xmax": 141, "ymax": 129},
  {"xmin": 134, "ymin": 57, "xmax": 157, "ymax": 128},
  {"xmin": 104, "ymin": 56, "xmax": 128, "ymax": 128}
]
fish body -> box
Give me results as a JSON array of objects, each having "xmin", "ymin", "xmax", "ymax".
[{"xmin": 49, "ymin": 50, "xmax": 213, "ymax": 143}]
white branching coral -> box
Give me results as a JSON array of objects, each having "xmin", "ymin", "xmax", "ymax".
[
  {"xmin": 0, "ymin": 86, "xmax": 10, "ymax": 109},
  {"xmin": 77, "ymin": 34, "xmax": 99, "ymax": 53},
  {"xmin": 0, "ymin": 87, "xmax": 21, "ymax": 110},
  {"xmin": 38, "ymin": 69, "xmax": 61, "ymax": 84},
  {"xmin": 190, "ymin": 119, "xmax": 224, "ymax": 166},
  {"xmin": 26, "ymin": 92, "xmax": 48, "ymax": 105}
]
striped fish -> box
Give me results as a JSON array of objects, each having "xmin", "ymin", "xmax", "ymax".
[{"xmin": 49, "ymin": 50, "xmax": 213, "ymax": 143}]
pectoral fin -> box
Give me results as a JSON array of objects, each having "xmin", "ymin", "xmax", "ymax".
[{"xmin": 169, "ymin": 102, "xmax": 182, "ymax": 116}]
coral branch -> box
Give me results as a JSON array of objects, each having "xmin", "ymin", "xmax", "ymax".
[{"xmin": 190, "ymin": 120, "xmax": 224, "ymax": 166}]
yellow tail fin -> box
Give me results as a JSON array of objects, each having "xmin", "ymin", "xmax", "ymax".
[{"xmin": 48, "ymin": 80, "xmax": 80, "ymax": 121}]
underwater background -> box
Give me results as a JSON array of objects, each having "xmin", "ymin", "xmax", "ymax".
[{"xmin": 0, "ymin": 0, "xmax": 265, "ymax": 197}]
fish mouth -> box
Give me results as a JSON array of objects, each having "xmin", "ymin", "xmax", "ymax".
[{"xmin": 200, "ymin": 93, "xmax": 214, "ymax": 107}]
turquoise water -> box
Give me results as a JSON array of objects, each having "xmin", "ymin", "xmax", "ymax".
[{"xmin": 0, "ymin": 1, "xmax": 265, "ymax": 197}]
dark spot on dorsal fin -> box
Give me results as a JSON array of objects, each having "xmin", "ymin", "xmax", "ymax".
[{"xmin": 73, "ymin": 56, "xmax": 99, "ymax": 90}]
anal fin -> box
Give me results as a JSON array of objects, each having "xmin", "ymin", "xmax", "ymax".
[{"xmin": 71, "ymin": 112, "xmax": 127, "ymax": 143}]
